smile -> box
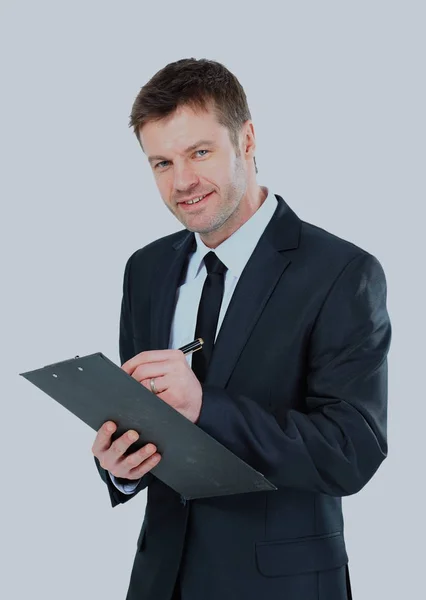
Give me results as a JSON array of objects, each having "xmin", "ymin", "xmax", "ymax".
[{"xmin": 179, "ymin": 191, "xmax": 214, "ymax": 209}]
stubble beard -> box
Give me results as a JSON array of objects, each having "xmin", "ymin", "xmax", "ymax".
[{"xmin": 179, "ymin": 159, "xmax": 247, "ymax": 235}]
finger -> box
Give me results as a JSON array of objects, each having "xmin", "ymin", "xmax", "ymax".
[
  {"xmin": 128, "ymin": 452, "xmax": 162, "ymax": 478},
  {"xmin": 123, "ymin": 443, "xmax": 157, "ymax": 470},
  {"xmin": 140, "ymin": 375, "xmax": 168, "ymax": 395},
  {"xmin": 131, "ymin": 360, "xmax": 171, "ymax": 383},
  {"xmin": 121, "ymin": 349, "xmax": 182, "ymax": 375},
  {"xmin": 108, "ymin": 429, "xmax": 140, "ymax": 463},
  {"xmin": 92, "ymin": 421, "xmax": 117, "ymax": 456}
]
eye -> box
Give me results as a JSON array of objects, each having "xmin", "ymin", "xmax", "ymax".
[
  {"xmin": 154, "ymin": 160, "xmax": 170, "ymax": 169},
  {"xmin": 154, "ymin": 150, "xmax": 209, "ymax": 170}
]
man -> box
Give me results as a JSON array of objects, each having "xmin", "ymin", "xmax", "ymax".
[{"xmin": 92, "ymin": 58, "xmax": 391, "ymax": 600}]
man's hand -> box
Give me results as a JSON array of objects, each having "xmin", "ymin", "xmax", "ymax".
[
  {"xmin": 92, "ymin": 421, "xmax": 161, "ymax": 480},
  {"xmin": 121, "ymin": 349, "xmax": 202, "ymax": 423}
]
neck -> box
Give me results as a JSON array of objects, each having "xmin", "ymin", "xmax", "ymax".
[{"xmin": 200, "ymin": 184, "xmax": 267, "ymax": 249}]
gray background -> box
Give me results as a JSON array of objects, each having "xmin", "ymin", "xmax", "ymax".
[{"xmin": 1, "ymin": 1, "xmax": 424, "ymax": 598}]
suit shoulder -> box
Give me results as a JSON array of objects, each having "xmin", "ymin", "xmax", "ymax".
[
  {"xmin": 301, "ymin": 219, "xmax": 381, "ymax": 262},
  {"xmin": 297, "ymin": 219, "xmax": 387, "ymax": 285},
  {"xmin": 126, "ymin": 228, "xmax": 189, "ymax": 269},
  {"xmin": 301, "ymin": 219, "xmax": 365, "ymax": 256}
]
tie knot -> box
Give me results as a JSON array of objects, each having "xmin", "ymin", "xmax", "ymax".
[{"xmin": 203, "ymin": 251, "xmax": 227, "ymax": 275}]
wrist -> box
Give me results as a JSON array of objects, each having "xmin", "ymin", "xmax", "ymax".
[{"xmin": 187, "ymin": 395, "xmax": 202, "ymax": 423}]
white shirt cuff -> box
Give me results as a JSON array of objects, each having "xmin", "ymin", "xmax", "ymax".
[{"xmin": 108, "ymin": 471, "xmax": 141, "ymax": 494}]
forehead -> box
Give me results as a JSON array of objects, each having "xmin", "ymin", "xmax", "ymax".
[{"xmin": 140, "ymin": 104, "xmax": 230, "ymax": 156}]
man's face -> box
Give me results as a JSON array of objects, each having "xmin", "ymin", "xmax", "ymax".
[{"xmin": 139, "ymin": 104, "xmax": 251, "ymax": 241}]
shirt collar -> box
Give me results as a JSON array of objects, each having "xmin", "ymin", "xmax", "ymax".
[{"xmin": 186, "ymin": 185, "xmax": 277, "ymax": 281}]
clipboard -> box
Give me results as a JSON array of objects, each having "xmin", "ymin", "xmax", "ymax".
[{"xmin": 19, "ymin": 352, "xmax": 277, "ymax": 500}]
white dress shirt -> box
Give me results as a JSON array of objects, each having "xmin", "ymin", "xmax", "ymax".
[{"xmin": 109, "ymin": 185, "xmax": 277, "ymax": 494}]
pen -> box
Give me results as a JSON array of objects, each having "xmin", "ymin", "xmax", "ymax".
[{"xmin": 178, "ymin": 338, "xmax": 204, "ymax": 355}]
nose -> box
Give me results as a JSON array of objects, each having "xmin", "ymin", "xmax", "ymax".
[{"xmin": 173, "ymin": 160, "xmax": 199, "ymax": 193}]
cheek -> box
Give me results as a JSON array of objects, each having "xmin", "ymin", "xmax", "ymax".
[
  {"xmin": 155, "ymin": 176, "xmax": 173, "ymax": 203},
  {"xmin": 199, "ymin": 164, "xmax": 226, "ymax": 190}
]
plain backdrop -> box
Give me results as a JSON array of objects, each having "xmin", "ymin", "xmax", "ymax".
[{"xmin": 1, "ymin": 1, "xmax": 424, "ymax": 598}]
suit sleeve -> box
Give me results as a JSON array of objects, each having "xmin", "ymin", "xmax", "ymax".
[
  {"xmin": 94, "ymin": 251, "xmax": 154, "ymax": 508},
  {"xmin": 196, "ymin": 252, "xmax": 391, "ymax": 497}
]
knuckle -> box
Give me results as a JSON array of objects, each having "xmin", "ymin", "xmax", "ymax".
[
  {"xmin": 135, "ymin": 465, "xmax": 148, "ymax": 478},
  {"xmin": 134, "ymin": 364, "xmax": 145, "ymax": 378},
  {"xmin": 108, "ymin": 449, "xmax": 117, "ymax": 461},
  {"xmin": 126, "ymin": 453, "xmax": 140, "ymax": 468},
  {"xmin": 111, "ymin": 447, "xmax": 122, "ymax": 460},
  {"xmin": 111, "ymin": 440, "xmax": 123, "ymax": 455},
  {"xmin": 136, "ymin": 456, "xmax": 157, "ymax": 475}
]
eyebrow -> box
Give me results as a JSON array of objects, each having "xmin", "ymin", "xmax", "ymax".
[{"xmin": 147, "ymin": 139, "xmax": 216, "ymax": 165}]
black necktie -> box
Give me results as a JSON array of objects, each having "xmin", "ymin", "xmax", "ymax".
[{"xmin": 192, "ymin": 251, "xmax": 228, "ymax": 383}]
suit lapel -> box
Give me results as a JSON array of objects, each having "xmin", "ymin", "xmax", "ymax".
[
  {"xmin": 206, "ymin": 195, "xmax": 301, "ymax": 387},
  {"xmin": 150, "ymin": 231, "xmax": 196, "ymax": 350},
  {"xmin": 150, "ymin": 195, "xmax": 301, "ymax": 387}
]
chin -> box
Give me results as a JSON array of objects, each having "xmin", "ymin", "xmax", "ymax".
[{"xmin": 193, "ymin": 221, "xmax": 226, "ymax": 235}]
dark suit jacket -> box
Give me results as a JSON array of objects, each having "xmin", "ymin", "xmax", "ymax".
[{"xmin": 94, "ymin": 194, "xmax": 391, "ymax": 600}]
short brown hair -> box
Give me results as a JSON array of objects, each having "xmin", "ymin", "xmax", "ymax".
[{"xmin": 129, "ymin": 58, "xmax": 258, "ymax": 173}]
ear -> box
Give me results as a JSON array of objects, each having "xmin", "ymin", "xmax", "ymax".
[{"xmin": 241, "ymin": 120, "xmax": 256, "ymax": 161}]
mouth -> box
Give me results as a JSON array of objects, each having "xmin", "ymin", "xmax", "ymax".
[{"xmin": 178, "ymin": 191, "xmax": 214, "ymax": 210}]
